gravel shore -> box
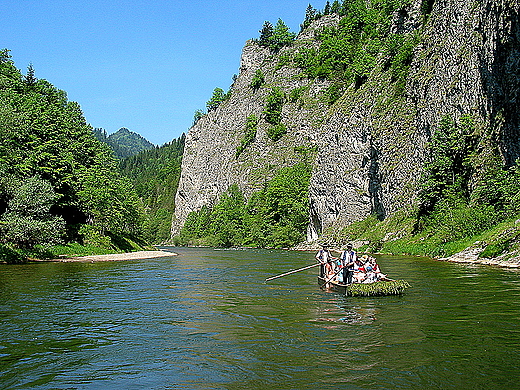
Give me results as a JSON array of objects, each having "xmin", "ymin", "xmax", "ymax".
[{"xmin": 48, "ymin": 250, "xmax": 177, "ymax": 262}]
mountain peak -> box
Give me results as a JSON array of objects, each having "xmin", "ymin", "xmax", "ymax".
[{"xmin": 94, "ymin": 128, "xmax": 155, "ymax": 159}]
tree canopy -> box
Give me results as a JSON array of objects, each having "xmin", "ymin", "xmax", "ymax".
[
  {"xmin": 256, "ymin": 19, "xmax": 296, "ymax": 51},
  {"xmin": 175, "ymin": 162, "xmax": 312, "ymax": 248},
  {"xmin": 119, "ymin": 134, "xmax": 185, "ymax": 244},
  {"xmin": 0, "ymin": 49, "xmax": 144, "ymax": 256}
]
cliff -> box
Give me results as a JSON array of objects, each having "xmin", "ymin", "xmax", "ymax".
[{"xmin": 171, "ymin": 0, "xmax": 519, "ymax": 244}]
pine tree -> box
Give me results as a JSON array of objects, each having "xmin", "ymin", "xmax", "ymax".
[
  {"xmin": 206, "ymin": 87, "xmax": 226, "ymax": 111},
  {"xmin": 324, "ymin": 1, "xmax": 331, "ymax": 14},
  {"xmin": 24, "ymin": 63, "xmax": 37, "ymax": 87},
  {"xmin": 193, "ymin": 109, "xmax": 205, "ymax": 125},
  {"xmin": 271, "ymin": 19, "xmax": 296, "ymax": 51},
  {"xmin": 331, "ymin": 0, "xmax": 341, "ymax": 14},
  {"xmin": 301, "ymin": 4, "xmax": 318, "ymax": 30},
  {"xmin": 258, "ymin": 21, "xmax": 274, "ymax": 46}
]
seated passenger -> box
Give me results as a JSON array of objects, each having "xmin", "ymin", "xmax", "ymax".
[
  {"xmin": 325, "ymin": 258, "xmax": 336, "ymax": 280},
  {"xmin": 370, "ymin": 257, "xmax": 389, "ymax": 281},
  {"xmin": 353, "ymin": 258, "xmax": 366, "ymax": 283}
]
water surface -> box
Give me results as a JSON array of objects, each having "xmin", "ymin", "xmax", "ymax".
[{"xmin": 1, "ymin": 247, "xmax": 519, "ymax": 389}]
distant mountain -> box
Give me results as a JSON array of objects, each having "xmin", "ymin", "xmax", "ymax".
[{"xmin": 93, "ymin": 127, "xmax": 155, "ymax": 159}]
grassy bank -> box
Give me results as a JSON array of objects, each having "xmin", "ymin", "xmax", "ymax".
[
  {"xmin": 326, "ymin": 209, "xmax": 520, "ymax": 261},
  {"xmin": 0, "ymin": 235, "xmax": 155, "ymax": 264}
]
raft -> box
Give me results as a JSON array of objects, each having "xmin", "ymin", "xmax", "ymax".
[{"xmin": 318, "ymin": 276, "xmax": 411, "ymax": 297}]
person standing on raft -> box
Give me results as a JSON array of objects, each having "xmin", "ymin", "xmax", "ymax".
[
  {"xmin": 316, "ymin": 245, "xmax": 333, "ymax": 278},
  {"xmin": 340, "ymin": 243, "xmax": 357, "ymax": 284}
]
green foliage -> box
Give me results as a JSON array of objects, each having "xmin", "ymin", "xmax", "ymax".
[
  {"xmin": 419, "ymin": 115, "xmax": 477, "ymax": 214},
  {"xmin": 258, "ymin": 21, "xmax": 274, "ymax": 46},
  {"xmin": 76, "ymin": 156, "xmax": 143, "ymax": 237},
  {"xmin": 46, "ymin": 242, "xmax": 119, "ymax": 257},
  {"xmin": 341, "ymin": 214, "xmax": 380, "ymax": 240},
  {"xmin": 177, "ymin": 205, "xmax": 212, "ymax": 245},
  {"xmin": 0, "ymin": 51, "xmax": 145, "ymax": 259},
  {"xmin": 94, "ymin": 127, "xmax": 155, "ymax": 159},
  {"xmin": 472, "ymin": 162, "xmax": 520, "ymax": 219},
  {"xmin": 119, "ymin": 134, "xmax": 185, "ymax": 243},
  {"xmin": 479, "ymin": 239, "xmax": 512, "ymax": 259},
  {"xmin": 193, "ymin": 109, "xmax": 206, "ymax": 125},
  {"xmin": 256, "ymin": 19, "xmax": 296, "ymax": 51},
  {"xmin": 250, "ymin": 69, "xmax": 265, "ymax": 91},
  {"xmin": 346, "ymin": 280, "xmax": 411, "ymax": 296},
  {"xmin": 209, "ymin": 185, "xmax": 248, "ymax": 247},
  {"xmin": 384, "ymin": 32, "xmax": 421, "ymax": 95},
  {"xmin": 420, "ymin": 0, "xmax": 435, "ymax": 17},
  {"xmin": 288, "ymin": 86, "xmax": 308, "ymax": 103},
  {"xmin": 0, "ymin": 175, "xmax": 65, "ymax": 249},
  {"xmin": 78, "ymin": 224, "xmax": 112, "ymax": 248},
  {"xmin": 266, "ymin": 123, "xmax": 287, "ymax": 141},
  {"xmin": 206, "ymin": 87, "xmax": 230, "ymax": 111},
  {"xmin": 0, "ymin": 244, "xmax": 26, "ymax": 263},
  {"xmin": 236, "ymin": 114, "xmax": 258, "ymax": 158},
  {"xmin": 263, "ymin": 87, "xmax": 285, "ymax": 125},
  {"xmin": 333, "ymin": 112, "xmax": 520, "ymax": 259},
  {"xmin": 272, "ymin": 19, "xmax": 297, "ymax": 51},
  {"xmin": 322, "ymin": 81, "xmax": 347, "ymax": 105},
  {"xmin": 292, "ymin": 0, "xmax": 418, "ymax": 97},
  {"xmin": 176, "ymin": 163, "xmax": 312, "ymax": 248},
  {"xmin": 423, "ymin": 196, "xmax": 497, "ymax": 243},
  {"xmin": 301, "ymin": 4, "xmax": 318, "ymax": 30}
]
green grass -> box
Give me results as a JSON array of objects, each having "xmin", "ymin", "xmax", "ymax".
[
  {"xmin": 331, "ymin": 208, "xmax": 520, "ymax": 259},
  {"xmin": 45, "ymin": 243, "xmax": 118, "ymax": 258},
  {"xmin": 346, "ymin": 280, "xmax": 411, "ymax": 297},
  {"xmin": 0, "ymin": 234, "xmax": 154, "ymax": 264}
]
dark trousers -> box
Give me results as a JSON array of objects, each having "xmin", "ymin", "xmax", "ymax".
[{"xmin": 344, "ymin": 269, "xmax": 353, "ymax": 284}]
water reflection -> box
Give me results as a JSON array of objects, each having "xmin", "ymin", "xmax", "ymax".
[{"xmin": 1, "ymin": 248, "xmax": 519, "ymax": 389}]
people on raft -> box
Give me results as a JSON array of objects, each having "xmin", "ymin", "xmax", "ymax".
[
  {"xmin": 317, "ymin": 244, "xmax": 389, "ymax": 284},
  {"xmin": 353, "ymin": 255, "xmax": 389, "ymax": 283}
]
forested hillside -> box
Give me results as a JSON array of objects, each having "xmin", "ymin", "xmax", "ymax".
[
  {"xmin": 93, "ymin": 127, "xmax": 155, "ymax": 159},
  {"xmin": 120, "ymin": 134, "xmax": 185, "ymax": 244},
  {"xmin": 0, "ymin": 50, "xmax": 146, "ymax": 262}
]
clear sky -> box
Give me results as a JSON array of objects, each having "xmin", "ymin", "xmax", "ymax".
[{"xmin": 1, "ymin": 0, "xmax": 319, "ymax": 146}]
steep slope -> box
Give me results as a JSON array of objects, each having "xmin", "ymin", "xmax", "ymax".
[
  {"xmin": 120, "ymin": 134, "xmax": 185, "ymax": 244},
  {"xmin": 171, "ymin": 0, "xmax": 520, "ymax": 244}
]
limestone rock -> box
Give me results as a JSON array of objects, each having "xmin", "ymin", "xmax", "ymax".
[{"xmin": 171, "ymin": 0, "xmax": 520, "ymax": 243}]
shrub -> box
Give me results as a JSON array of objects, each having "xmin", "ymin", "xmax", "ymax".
[
  {"xmin": 250, "ymin": 70, "xmax": 265, "ymax": 91},
  {"xmin": 236, "ymin": 114, "xmax": 258, "ymax": 157},
  {"xmin": 266, "ymin": 123, "xmax": 287, "ymax": 141},
  {"xmin": 0, "ymin": 176, "xmax": 65, "ymax": 249},
  {"xmin": 263, "ymin": 87, "xmax": 285, "ymax": 125}
]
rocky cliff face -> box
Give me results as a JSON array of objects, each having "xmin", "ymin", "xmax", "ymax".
[{"xmin": 171, "ymin": 0, "xmax": 519, "ymax": 242}]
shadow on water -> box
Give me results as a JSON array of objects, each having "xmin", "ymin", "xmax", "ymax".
[{"xmin": 1, "ymin": 248, "xmax": 519, "ymax": 389}]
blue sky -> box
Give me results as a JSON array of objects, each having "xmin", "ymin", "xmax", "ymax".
[{"xmin": 1, "ymin": 0, "xmax": 319, "ymax": 146}]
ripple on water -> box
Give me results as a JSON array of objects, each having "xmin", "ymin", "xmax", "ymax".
[{"xmin": 1, "ymin": 249, "xmax": 520, "ymax": 389}]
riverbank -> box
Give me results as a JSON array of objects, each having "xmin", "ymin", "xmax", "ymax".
[
  {"xmin": 32, "ymin": 250, "xmax": 177, "ymax": 263},
  {"xmin": 437, "ymin": 243, "xmax": 520, "ymax": 268}
]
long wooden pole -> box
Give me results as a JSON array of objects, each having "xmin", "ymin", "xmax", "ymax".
[
  {"xmin": 265, "ymin": 263, "xmax": 321, "ymax": 282},
  {"xmin": 319, "ymin": 266, "xmax": 344, "ymax": 289}
]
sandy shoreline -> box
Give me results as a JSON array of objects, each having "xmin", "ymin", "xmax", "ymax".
[{"xmin": 38, "ymin": 250, "xmax": 177, "ymax": 263}]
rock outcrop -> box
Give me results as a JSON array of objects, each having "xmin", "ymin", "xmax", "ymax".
[{"xmin": 171, "ymin": 0, "xmax": 520, "ymax": 242}]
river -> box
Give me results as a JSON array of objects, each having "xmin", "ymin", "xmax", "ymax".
[{"xmin": 1, "ymin": 247, "xmax": 519, "ymax": 389}]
